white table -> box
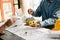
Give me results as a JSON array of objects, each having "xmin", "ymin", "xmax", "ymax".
[
  {"xmin": 2, "ymin": 16, "xmax": 59, "ymax": 40},
  {"xmin": 5, "ymin": 19, "xmax": 60, "ymax": 40}
]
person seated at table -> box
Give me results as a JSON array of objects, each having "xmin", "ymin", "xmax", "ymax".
[{"xmin": 28, "ymin": 0, "xmax": 60, "ymax": 29}]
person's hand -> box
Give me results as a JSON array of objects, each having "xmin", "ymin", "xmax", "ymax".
[
  {"xmin": 0, "ymin": 28, "xmax": 5, "ymax": 36},
  {"xmin": 28, "ymin": 9, "xmax": 34, "ymax": 15},
  {"xmin": 33, "ymin": 23, "xmax": 41, "ymax": 27}
]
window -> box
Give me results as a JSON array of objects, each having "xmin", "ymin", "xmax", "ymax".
[{"xmin": 14, "ymin": 0, "xmax": 20, "ymax": 9}]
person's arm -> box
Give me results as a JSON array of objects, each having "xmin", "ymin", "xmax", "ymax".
[
  {"xmin": 40, "ymin": 18, "xmax": 56, "ymax": 27},
  {"xmin": 32, "ymin": 1, "xmax": 43, "ymax": 17},
  {"xmin": 28, "ymin": 0, "xmax": 43, "ymax": 17},
  {"xmin": 34, "ymin": 8, "xmax": 60, "ymax": 29},
  {"xmin": 40, "ymin": 8, "xmax": 60, "ymax": 27}
]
